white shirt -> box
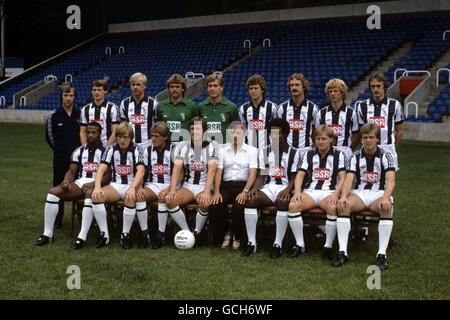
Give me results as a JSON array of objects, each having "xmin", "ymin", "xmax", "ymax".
[{"xmin": 218, "ymin": 142, "xmax": 258, "ymax": 181}]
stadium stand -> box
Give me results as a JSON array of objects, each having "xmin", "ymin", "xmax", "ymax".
[{"xmin": 0, "ymin": 12, "xmax": 448, "ymax": 115}]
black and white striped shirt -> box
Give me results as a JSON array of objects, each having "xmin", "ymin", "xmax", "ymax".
[
  {"xmin": 80, "ymin": 100, "xmax": 120, "ymax": 145},
  {"xmin": 101, "ymin": 143, "xmax": 143, "ymax": 185},
  {"xmin": 120, "ymin": 95, "xmax": 158, "ymax": 145},
  {"xmin": 175, "ymin": 141, "xmax": 218, "ymax": 185},
  {"xmin": 259, "ymin": 143, "xmax": 300, "ymax": 186},
  {"xmin": 70, "ymin": 143, "xmax": 107, "ymax": 179},
  {"xmin": 238, "ymin": 99, "xmax": 278, "ymax": 150},
  {"xmin": 141, "ymin": 142, "xmax": 174, "ymax": 185},
  {"xmin": 315, "ymin": 104, "xmax": 359, "ymax": 147},
  {"xmin": 349, "ymin": 147, "xmax": 395, "ymax": 191},
  {"xmin": 356, "ymin": 97, "xmax": 404, "ymax": 146},
  {"xmin": 277, "ymin": 98, "xmax": 319, "ymax": 148},
  {"xmin": 299, "ymin": 147, "xmax": 346, "ymax": 191}
]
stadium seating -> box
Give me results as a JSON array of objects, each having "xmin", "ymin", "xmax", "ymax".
[{"xmin": 1, "ymin": 12, "xmax": 449, "ymax": 112}]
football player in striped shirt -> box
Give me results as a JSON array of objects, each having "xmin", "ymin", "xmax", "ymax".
[
  {"xmin": 120, "ymin": 72, "xmax": 158, "ymax": 146},
  {"xmin": 91, "ymin": 122, "xmax": 147, "ymax": 249},
  {"xmin": 238, "ymin": 74, "xmax": 278, "ymax": 150},
  {"xmin": 165, "ymin": 117, "xmax": 219, "ymax": 246},
  {"xmin": 34, "ymin": 122, "xmax": 109, "ymax": 248},
  {"xmin": 355, "ymin": 72, "xmax": 403, "ymax": 242},
  {"xmin": 277, "ymin": 73, "xmax": 319, "ymax": 150},
  {"xmin": 334, "ymin": 123, "xmax": 396, "ymax": 270},
  {"xmin": 289, "ymin": 125, "xmax": 347, "ymax": 261},
  {"xmin": 136, "ymin": 122, "xmax": 184, "ymax": 249},
  {"xmin": 316, "ymin": 78, "xmax": 359, "ymax": 160},
  {"xmin": 241, "ymin": 118, "xmax": 300, "ymax": 258},
  {"xmin": 80, "ymin": 80, "xmax": 120, "ymax": 146}
]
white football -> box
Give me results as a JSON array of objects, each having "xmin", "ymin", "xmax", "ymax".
[{"xmin": 174, "ymin": 230, "xmax": 195, "ymax": 249}]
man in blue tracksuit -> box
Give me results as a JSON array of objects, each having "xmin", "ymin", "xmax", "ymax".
[{"xmin": 45, "ymin": 85, "xmax": 81, "ymax": 228}]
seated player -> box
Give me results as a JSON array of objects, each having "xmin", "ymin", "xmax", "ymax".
[
  {"xmin": 209, "ymin": 121, "xmax": 258, "ymax": 250},
  {"xmin": 91, "ymin": 122, "xmax": 147, "ymax": 249},
  {"xmin": 241, "ymin": 118, "xmax": 300, "ymax": 258},
  {"xmin": 34, "ymin": 122, "xmax": 109, "ymax": 247},
  {"xmin": 165, "ymin": 117, "xmax": 218, "ymax": 246},
  {"xmin": 334, "ymin": 123, "xmax": 395, "ymax": 270},
  {"xmin": 289, "ymin": 125, "xmax": 346, "ymax": 261},
  {"xmin": 136, "ymin": 122, "xmax": 184, "ymax": 249}
]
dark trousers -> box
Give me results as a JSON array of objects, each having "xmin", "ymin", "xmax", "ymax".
[
  {"xmin": 209, "ymin": 181, "xmax": 247, "ymax": 245},
  {"xmin": 53, "ymin": 156, "xmax": 70, "ymax": 226}
]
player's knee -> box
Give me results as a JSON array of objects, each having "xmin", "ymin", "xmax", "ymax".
[
  {"xmin": 289, "ymin": 200, "xmax": 301, "ymax": 213},
  {"xmin": 49, "ymin": 187, "xmax": 62, "ymax": 198},
  {"xmin": 275, "ymin": 199, "xmax": 289, "ymax": 211},
  {"xmin": 84, "ymin": 189, "xmax": 93, "ymax": 199},
  {"xmin": 244, "ymin": 199, "xmax": 258, "ymax": 208}
]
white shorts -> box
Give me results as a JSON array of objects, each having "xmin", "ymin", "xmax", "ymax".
[
  {"xmin": 144, "ymin": 182, "xmax": 170, "ymax": 197},
  {"xmin": 110, "ymin": 182, "xmax": 132, "ymax": 199},
  {"xmin": 73, "ymin": 177, "xmax": 95, "ymax": 189},
  {"xmin": 182, "ymin": 182, "xmax": 207, "ymax": 199},
  {"xmin": 260, "ymin": 184, "xmax": 289, "ymax": 203},
  {"xmin": 350, "ymin": 189, "xmax": 393, "ymax": 208},
  {"xmin": 379, "ymin": 144, "xmax": 399, "ymax": 171},
  {"xmin": 304, "ymin": 189, "xmax": 334, "ymax": 207}
]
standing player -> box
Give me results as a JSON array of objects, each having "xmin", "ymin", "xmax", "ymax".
[
  {"xmin": 355, "ymin": 72, "xmax": 403, "ymax": 241},
  {"xmin": 198, "ymin": 74, "xmax": 239, "ymax": 144},
  {"xmin": 238, "ymin": 74, "xmax": 278, "ymax": 150},
  {"xmin": 35, "ymin": 122, "xmax": 108, "ymax": 247},
  {"xmin": 120, "ymin": 72, "xmax": 158, "ymax": 146},
  {"xmin": 316, "ymin": 78, "xmax": 359, "ymax": 161},
  {"xmin": 156, "ymin": 74, "xmax": 198, "ymax": 141},
  {"xmin": 91, "ymin": 122, "xmax": 147, "ymax": 249},
  {"xmin": 356, "ymin": 72, "xmax": 403, "ymax": 170},
  {"xmin": 45, "ymin": 85, "xmax": 81, "ymax": 229},
  {"xmin": 277, "ymin": 73, "xmax": 319, "ymax": 150},
  {"xmin": 136, "ymin": 122, "xmax": 183, "ymax": 249},
  {"xmin": 288, "ymin": 125, "xmax": 346, "ymax": 261},
  {"xmin": 165, "ymin": 117, "xmax": 219, "ymax": 246},
  {"xmin": 241, "ymin": 118, "xmax": 300, "ymax": 258},
  {"xmin": 334, "ymin": 123, "xmax": 396, "ymax": 270},
  {"xmin": 80, "ymin": 80, "xmax": 120, "ymax": 146}
]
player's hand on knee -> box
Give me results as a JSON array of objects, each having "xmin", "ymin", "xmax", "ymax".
[
  {"xmin": 61, "ymin": 179, "xmax": 71, "ymax": 191},
  {"xmin": 158, "ymin": 188, "xmax": 169, "ymax": 201},
  {"xmin": 236, "ymin": 192, "xmax": 246, "ymax": 205},
  {"xmin": 92, "ymin": 187, "xmax": 103, "ymax": 202},
  {"xmin": 277, "ymin": 189, "xmax": 291, "ymax": 201},
  {"xmin": 165, "ymin": 190, "xmax": 177, "ymax": 202},
  {"xmin": 337, "ymin": 197, "xmax": 348, "ymax": 214},
  {"xmin": 327, "ymin": 193, "xmax": 338, "ymax": 206},
  {"xmin": 292, "ymin": 192, "xmax": 303, "ymax": 203},
  {"xmin": 211, "ymin": 192, "xmax": 223, "ymax": 205},
  {"xmin": 379, "ymin": 197, "xmax": 391, "ymax": 217},
  {"xmin": 124, "ymin": 187, "xmax": 136, "ymax": 203}
]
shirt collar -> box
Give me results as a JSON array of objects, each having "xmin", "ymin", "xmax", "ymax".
[
  {"xmin": 313, "ymin": 146, "xmax": 334, "ymax": 158},
  {"xmin": 250, "ymin": 98, "xmax": 266, "ymax": 109},
  {"xmin": 290, "ymin": 98, "xmax": 307, "ymax": 108},
  {"xmin": 132, "ymin": 95, "xmax": 148, "ymax": 105},
  {"xmin": 370, "ymin": 96, "xmax": 388, "ymax": 106},
  {"xmin": 93, "ymin": 99, "xmax": 107, "ymax": 109},
  {"xmin": 328, "ymin": 103, "xmax": 346, "ymax": 113}
]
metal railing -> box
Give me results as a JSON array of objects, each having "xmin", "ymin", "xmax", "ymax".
[
  {"xmin": 119, "ymin": 46, "xmax": 125, "ymax": 54},
  {"xmin": 244, "ymin": 39, "xmax": 251, "ymax": 54},
  {"xmin": 213, "ymin": 71, "xmax": 223, "ymax": 77},
  {"xmin": 394, "ymin": 69, "xmax": 431, "ymax": 82},
  {"xmin": 436, "ymin": 68, "xmax": 450, "ymax": 87},
  {"xmin": 20, "ymin": 96, "xmax": 26, "ymax": 106},
  {"xmin": 405, "ymin": 101, "xmax": 418, "ymax": 119},
  {"xmin": 263, "ymin": 38, "xmax": 271, "ymax": 47},
  {"xmin": 65, "ymin": 74, "xmax": 72, "ymax": 84},
  {"xmin": 0, "ymin": 96, "xmax": 5, "ymax": 105},
  {"xmin": 443, "ymin": 30, "xmax": 450, "ymax": 41},
  {"xmin": 105, "ymin": 47, "xmax": 112, "ymax": 59},
  {"xmin": 44, "ymin": 75, "xmax": 57, "ymax": 84}
]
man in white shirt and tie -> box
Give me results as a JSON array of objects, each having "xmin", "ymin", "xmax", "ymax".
[{"xmin": 210, "ymin": 121, "xmax": 258, "ymax": 251}]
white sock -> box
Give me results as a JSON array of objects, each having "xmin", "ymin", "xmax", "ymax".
[
  {"xmin": 274, "ymin": 211, "xmax": 288, "ymax": 247},
  {"xmin": 43, "ymin": 194, "xmax": 60, "ymax": 237},
  {"xmin": 324, "ymin": 215, "xmax": 337, "ymax": 248},
  {"xmin": 92, "ymin": 202, "xmax": 109, "ymax": 239},
  {"xmin": 136, "ymin": 201, "xmax": 148, "ymax": 231},
  {"xmin": 157, "ymin": 203, "xmax": 168, "ymax": 233},
  {"xmin": 194, "ymin": 209, "xmax": 208, "ymax": 233},
  {"xmin": 168, "ymin": 206, "xmax": 190, "ymax": 230},
  {"xmin": 319, "ymin": 225, "xmax": 326, "ymax": 234},
  {"xmin": 288, "ymin": 212, "xmax": 305, "ymax": 247},
  {"xmin": 122, "ymin": 206, "xmax": 136, "ymax": 234},
  {"xmin": 378, "ymin": 219, "xmax": 393, "ymax": 256},
  {"xmin": 244, "ymin": 208, "xmax": 258, "ymax": 246},
  {"xmin": 77, "ymin": 199, "xmax": 93, "ymax": 241},
  {"xmin": 336, "ymin": 216, "xmax": 351, "ymax": 256}
]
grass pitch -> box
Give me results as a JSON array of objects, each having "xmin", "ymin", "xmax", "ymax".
[{"xmin": 0, "ymin": 123, "xmax": 449, "ymax": 300}]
